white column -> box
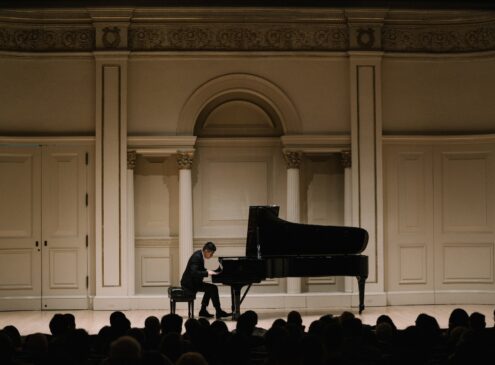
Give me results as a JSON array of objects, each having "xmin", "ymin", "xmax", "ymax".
[
  {"xmin": 126, "ymin": 151, "xmax": 136, "ymax": 297},
  {"xmin": 341, "ymin": 150, "xmax": 354, "ymax": 293},
  {"xmin": 284, "ymin": 151, "xmax": 302, "ymax": 294},
  {"xmin": 177, "ymin": 152, "xmax": 194, "ymax": 279}
]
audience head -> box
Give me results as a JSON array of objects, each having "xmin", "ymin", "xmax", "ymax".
[
  {"xmin": 2, "ymin": 325, "xmax": 21, "ymax": 350},
  {"xmin": 469, "ymin": 311, "xmax": 486, "ymax": 331},
  {"xmin": 448, "ymin": 308, "xmax": 469, "ymax": 330},
  {"xmin": 176, "ymin": 352, "xmax": 208, "ymax": 365},
  {"xmin": 161, "ymin": 313, "xmax": 183, "ymax": 335},
  {"xmin": 270, "ymin": 318, "xmax": 287, "ymax": 329},
  {"xmin": 376, "ymin": 314, "xmax": 397, "ymax": 330},
  {"xmin": 210, "ymin": 320, "xmax": 229, "ymax": 336},
  {"xmin": 64, "ymin": 313, "xmax": 76, "ymax": 330},
  {"xmin": 160, "ymin": 332, "xmax": 184, "ymax": 363},
  {"xmin": 49, "ymin": 313, "xmax": 69, "ymax": 336},
  {"xmin": 287, "ymin": 310, "xmax": 304, "ymax": 331},
  {"xmin": 108, "ymin": 335, "xmax": 141, "ymax": 365},
  {"xmin": 236, "ymin": 310, "xmax": 258, "ymax": 336},
  {"xmin": 110, "ymin": 311, "xmax": 130, "ymax": 332}
]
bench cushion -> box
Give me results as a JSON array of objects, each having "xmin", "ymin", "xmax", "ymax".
[{"xmin": 168, "ymin": 286, "xmax": 196, "ymax": 300}]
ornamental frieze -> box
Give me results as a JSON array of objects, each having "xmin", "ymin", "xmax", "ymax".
[
  {"xmin": 0, "ymin": 19, "xmax": 495, "ymax": 53},
  {"xmin": 382, "ymin": 23, "xmax": 495, "ymax": 53},
  {"xmin": 0, "ymin": 26, "xmax": 94, "ymax": 52},
  {"xmin": 129, "ymin": 24, "xmax": 349, "ymax": 51}
]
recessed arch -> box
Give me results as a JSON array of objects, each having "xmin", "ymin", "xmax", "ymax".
[{"xmin": 177, "ymin": 73, "xmax": 302, "ymax": 136}]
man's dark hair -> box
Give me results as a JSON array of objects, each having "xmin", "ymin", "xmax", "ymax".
[{"xmin": 203, "ymin": 241, "xmax": 216, "ymax": 252}]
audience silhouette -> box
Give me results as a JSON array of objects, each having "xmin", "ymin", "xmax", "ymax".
[{"xmin": 1, "ymin": 306, "xmax": 495, "ymax": 365}]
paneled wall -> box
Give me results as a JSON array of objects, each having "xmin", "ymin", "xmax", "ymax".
[{"xmin": 384, "ymin": 140, "xmax": 495, "ymax": 305}]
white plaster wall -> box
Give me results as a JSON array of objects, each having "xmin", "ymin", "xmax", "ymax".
[
  {"xmin": 0, "ymin": 55, "xmax": 95, "ymax": 134},
  {"xmin": 127, "ymin": 55, "xmax": 350, "ymax": 135},
  {"xmin": 382, "ymin": 55, "xmax": 495, "ymax": 134}
]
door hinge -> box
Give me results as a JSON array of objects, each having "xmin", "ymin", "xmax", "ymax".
[
  {"xmin": 85, "ymin": 235, "xmax": 88, "ymax": 248},
  {"xmin": 86, "ymin": 276, "xmax": 89, "ymax": 289},
  {"xmin": 85, "ymin": 193, "xmax": 88, "ymax": 207},
  {"xmin": 85, "ymin": 152, "xmax": 89, "ymax": 165}
]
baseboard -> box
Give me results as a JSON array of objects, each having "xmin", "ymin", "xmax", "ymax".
[
  {"xmin": 387, "ymin": 290, "xmax": 495, "ymax": 306},
  {"xmin": 92, "ymin": 291, "xmax": 387, "ymax": 312},
  {"xmin": 0, "ymin": 297, "xmax": 41, "ymax": 311}
]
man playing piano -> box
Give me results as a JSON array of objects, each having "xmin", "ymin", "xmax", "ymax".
[{"xmin": 180, "ymin": 241, "xmax": 231, "ymax": 319}]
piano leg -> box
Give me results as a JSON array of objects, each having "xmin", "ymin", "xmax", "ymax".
[
  {"xmin": 357, "ymin": 276, "xmax": 367, "ymax": 314},
  {"xmin": 231, "ymin": 284, "xmax": 242, "ymax": 321}
]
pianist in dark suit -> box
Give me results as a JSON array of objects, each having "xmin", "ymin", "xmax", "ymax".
[{"xmin": 180, "ymin": 241, "xmax": 230, "ymax": 319}]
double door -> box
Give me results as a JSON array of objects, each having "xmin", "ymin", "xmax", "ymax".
[{"xmin": 0, "ymin": 145, "xmax": 90, "ymax": 310}]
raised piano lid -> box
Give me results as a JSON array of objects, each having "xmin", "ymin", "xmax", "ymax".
[{"xmin": 245, "ymin": 205, "xmax": 368, "ymax": 257}]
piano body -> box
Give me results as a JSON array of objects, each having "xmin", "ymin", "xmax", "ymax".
[{"xmin": 212, "ymin": 205, "xmax": 369, "ymax": 320}]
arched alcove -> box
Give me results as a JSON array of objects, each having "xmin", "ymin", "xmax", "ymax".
[{"xmin": 178, "ymin": 73, "xmax": 301, "ymax": 136}]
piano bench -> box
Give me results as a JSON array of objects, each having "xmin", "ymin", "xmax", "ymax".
[{"xmin": 167, "ymin": 286, "xmax": 196, "ymax": 318}]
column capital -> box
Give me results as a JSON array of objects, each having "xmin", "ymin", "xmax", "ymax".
[
  {"xmin": 127, "ymin": 150, "xmax": 136, "ymax": 170},
  {"xmin": 340, "ymin": 150, "xmax": 352, "ymax": 169},
  {"xmin": 284, "ymin": 151, "xmax": 303, "ymax": 169},
  {"xmin": 177, "ymin": 151, "xmax": 194, "ymax": 170}
]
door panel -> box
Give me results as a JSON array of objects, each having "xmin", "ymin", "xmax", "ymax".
[
  {"xmin": 41, "ymin": 146, "xmax": 88, "ymax": 309},
  {"xmin": 0, "ymin": 148, "xmax": 42, "ymax": 310},
  {"xmin": 433, "ymin": 144, "xmax": 495, "ymax": 292},
  {"xmin": 384, "ymin": 145, "xmax": 434, "ymax": 293}
]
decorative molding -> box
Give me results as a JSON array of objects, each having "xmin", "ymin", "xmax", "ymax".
[
  {"xmin": 382, "ymin": 23, "xmax": 495, "ymax": 53},
  {"xmin": 382, "ymin": 134, "xmax": 495, "ymax": 144},
  {"xmin": 0, "ymin": 26, "xmax": 94, "ymax": 52},
  {"xmin": 102, "ymin": 26, "xmax": 121, "ymax": 49},
  {"xmin": 0, "ymin": 136, "xmax": 95, "ymax": 145},
  {"xmin": 284, "ymin": 151, "xmax": 303, "ymax": 169},
  {"xmin": 1, "ymin": 9, "xmax": 494, "ymax": 53},
  {"xmin": 127, "ymin": 150, "xmax": 136, "ymax": 170},
  {"xmin": 176, "ymin": 151, "xmax": 194, "ymax": 170},
  {"xmin": 129, "ymin": 24, "xmax": 348, "ymax": 51},
  {"xmin": 281, "ymin": 134, "xmax": 351, "ymax": 154},
  {"xmin": 340, "ymin": 150, "xmax": 352, "ymax": 168}
]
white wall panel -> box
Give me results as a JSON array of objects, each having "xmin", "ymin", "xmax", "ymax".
[
  {"xmin": 443, "ymin": 244, "xmax": 493, "ymax": 283},
  {"xmin": 134, "ymin": 156, "xmax": 178, "ymax": 237},
  {"xmin": 399, "ymin": 245, "xmax": 427, "ymax": 284},
  {"xmin": 441, "ymin": 152, "xmax": 491, "ymax": 232},
  {"xmin": 0, "ymin": 154, "xmax": 35, "ymax": 237},
  {"xmin": 49, "ymin": 249, "xmax": 79, "ymax": 289},
  {"xmin": 0, "ymin": 250, "xmax": 33, "ymax": 289}
]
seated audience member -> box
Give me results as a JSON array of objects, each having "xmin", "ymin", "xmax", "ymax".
[
  {"xmin": 287, "ymin": 310, "xmax": 305, "ymax": 335},
  {"xmin": 102, "ymin": 335, "xmax": 141, "ymax": 365},
  {"xmin": 144, "ymin": 315, "xmax": 161, "ymax": 350},
  {"xmin": 469, "ymin": 311, "xmax": 486, "ymax": 331},
  {"xmin": 176, "ymin": 352, "xmax": 209, "ymax": 365},
  {"xmin": 160, "ymin": 313, "xmax": 183, "ymax": 335}
]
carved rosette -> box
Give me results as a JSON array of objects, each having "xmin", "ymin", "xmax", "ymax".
[
  {"xmin": 127, "ymin": 150, "xmax": 136, "ymax": 170},
  {"xmin": 102, "ymin": 27, "xmax": 121, "ymax": 49},
  {"xmin": 177, "ymin": 152, "xmax": 194, "ymax": 170},
  {"xmin": 284, "ymin": 151, "xmax": 303, "ymax": 169},
  {"xmin": 340, "ymin": 150, "xmax": 352, "ymax": 169}
]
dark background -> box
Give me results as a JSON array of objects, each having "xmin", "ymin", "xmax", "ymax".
[{"xmin": 1, "ymin": 1, "xmax": 494, "ymax": 10}]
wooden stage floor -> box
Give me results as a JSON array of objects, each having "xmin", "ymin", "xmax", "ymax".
[{"xmin": 1, "ymin": 304, "xmax": 494, "ymax": 335}]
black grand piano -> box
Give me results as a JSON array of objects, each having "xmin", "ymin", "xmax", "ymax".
[{"xmin": 212, "ymin": 205, "xmax": 369, "ymax": 320}]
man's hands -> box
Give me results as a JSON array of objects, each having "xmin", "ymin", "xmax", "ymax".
[{"xmin": 208, "ymin": 270, "xmax": 218, "ymax": 276}]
